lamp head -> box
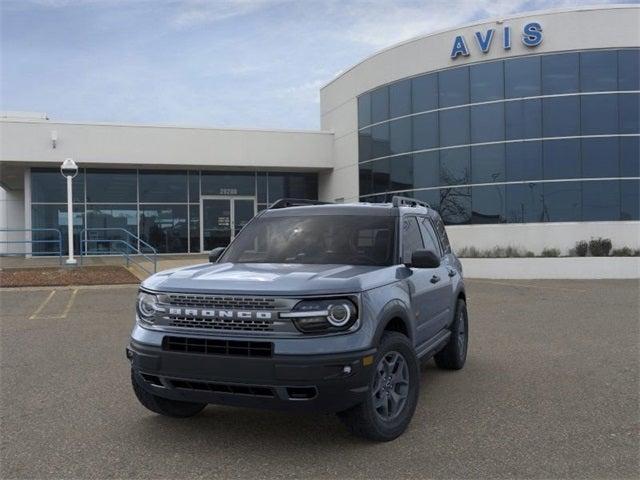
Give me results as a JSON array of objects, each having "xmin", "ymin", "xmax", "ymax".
[{"xmin": 60, "ymin": 158, "xmax": 78, "ymax": 178}]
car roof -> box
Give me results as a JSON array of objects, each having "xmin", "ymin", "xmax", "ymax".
[{"xmin": 261, "ymin": 201, "xmax": 437, "ymax": 218}]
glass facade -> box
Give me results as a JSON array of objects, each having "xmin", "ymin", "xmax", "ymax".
[
  {"xmin": 357, "ymin": 48, "xmax": 640, "ymax": 225},
  {"xmin": 30, "ymin": 168, "xmax": 317, "ymax": 254}
]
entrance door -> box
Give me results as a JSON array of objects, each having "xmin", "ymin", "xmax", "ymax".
[{"xmin": 201, "ymin": 197, "xmax": 256, "ymax": 251}]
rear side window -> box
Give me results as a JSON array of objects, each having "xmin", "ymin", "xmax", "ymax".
[
  {"xmin": 419, "ymin": 217, "xmax": 441, "ymax": 257},
  {"xmin": 432, "ymin": 215, "xmax": 452, "ymax": 254},
  {"xmin": 402, "ymin": 217, "xmax": 424, "ymax": 264}
]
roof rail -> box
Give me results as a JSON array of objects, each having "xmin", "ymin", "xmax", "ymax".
[
  {"xmin": 268, "ymin": 198, "xmax": 333, "ymax": 209},
  {"xmin": 391, "ymin": 195, "xmax": 430, "ymax": 209}
]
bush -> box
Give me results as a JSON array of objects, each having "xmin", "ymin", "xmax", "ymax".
[
  {"xmin": 610, "ymin": 247, "xmax": 640, "ymax": 257},
  {"xmin": 541, "ymin": 248, "xmax": 560, "ymax": 257},
  {"xmin": 574, "ymin": 241, "xmax": 589, "ymax": 257},
  {"xmin": 589, "ymin": 237, "xmax": 612, "ymax": 257}
]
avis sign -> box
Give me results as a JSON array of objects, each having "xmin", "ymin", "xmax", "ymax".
[{"xmin": 450, "ymin": 22, "xmax": 543, "ymax": 59}]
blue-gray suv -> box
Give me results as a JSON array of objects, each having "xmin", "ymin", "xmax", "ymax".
[{"xmin": 127, "ymin": 196, "xmax": 468, "ymax": 441}]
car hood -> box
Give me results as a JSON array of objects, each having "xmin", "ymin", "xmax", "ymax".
[{"xmin": 142, "ymin": 262, "xmax": 399, "ymax": 295}]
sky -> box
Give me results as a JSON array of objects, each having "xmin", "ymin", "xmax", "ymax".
[{"xmin": 1, "ymin": 0, "xmax": 636, "ymax": 130}]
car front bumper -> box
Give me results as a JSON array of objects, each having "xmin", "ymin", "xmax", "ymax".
[{"xmin": 127, "ymin": 340, "xmax": 376, "ymax": 414}]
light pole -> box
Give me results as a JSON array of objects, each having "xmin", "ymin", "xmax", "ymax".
[{"xmin": 60, "ymin": 158, "xmax": 78, "ymax": 265}]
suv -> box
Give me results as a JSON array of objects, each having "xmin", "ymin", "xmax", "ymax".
[{"xmin": 127, "ymin": 196, "xmax": 468, "ymax": 441}]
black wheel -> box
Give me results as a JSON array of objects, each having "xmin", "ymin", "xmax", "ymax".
[
  {"xmin": 338, "ymin": 332, "xmax": 419, "ymax": 442},
  {"xmin": 434, "ymin": 298, "xmax": 468, "ymax": 370},
  {"xmin": 131, "ymin": 369, "xmax": 206, "ymax": 418}
]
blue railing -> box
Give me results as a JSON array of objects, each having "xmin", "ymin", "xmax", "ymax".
[
  {"xmin": 0, "ymin": 228, "xmax": 63, "ymax": 264},
  {"xmin": 79, "ymin": 228, "xmax": 157, "ymax": 274}
]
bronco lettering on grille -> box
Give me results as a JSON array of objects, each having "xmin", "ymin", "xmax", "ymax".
[{"xmin": 168, "ymin": 308, "xmax": 273, "ymax": 320}]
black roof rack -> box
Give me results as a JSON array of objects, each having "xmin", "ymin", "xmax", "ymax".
[
  {"xmin": 391, "ymin": 195, "xmax": 430, "ymax": 209},
  {"xmin": 268, "ymin": 198, "xmax": 333, "ymax": 209}
]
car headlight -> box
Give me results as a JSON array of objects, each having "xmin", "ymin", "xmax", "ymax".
[
  {"xmin": 136, "ymin": 291, "xmax": 159, "ymax": 324},
  {"xmin": 281, "ymin": 298, "xmax": 358, "ymax": 333}
]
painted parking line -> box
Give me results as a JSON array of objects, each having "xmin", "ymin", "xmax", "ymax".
[{"xmin": 29, "ymin": 288, "xmax": 79, "ymax": 320}]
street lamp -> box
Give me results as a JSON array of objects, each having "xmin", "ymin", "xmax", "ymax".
[{"xmin": 60, "ymin": 158, "xmax": 78, "ymax": 265}]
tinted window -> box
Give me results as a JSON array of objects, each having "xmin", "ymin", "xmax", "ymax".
[
  {"xmin": 618, "ymin": 49, "xmax": 640, "ymax": 91},
  {"xmin": 506, "ymin": 183, "xmax": 543, "ymax": 223},
  {"xmin": 256, "ymin": 172, "xmax": 267, "ymax": 203},
  {"xmin": 139, "ymin": 205, "xmax": 188, "ymax": 253},
  {"xmin": 266, "ymin": 173, "xmax": 317, "ymax": 202},
  {"xmin": 390, "ymin": 155, "xmax": 413, "ymax": 191},
  {"xmin": 620, "ymin": 137, "xmax": 640, "ymax": 177},
  {"xmin": 412, "ymin": 112, "xmax": 438, "ymax": 150},
  {"xmin": 86, "ymin": 204, "xmax": 138, "ymax": 253},
  {"xmin": 359, "ymin": 163, "xmax": 373, "ymax": 196},
  {"xmin": 543, "ymin": 139, "xmax": 581, "ymax": 180},
  {"xmin": 402, "ymin": 217, "xmax": 424, "ymax": 264},
  {"xmin": 371, "ymin": 86, "xmax": 389, "ymax": 123},
  {"xmin": 472, "ymin": 185, "xmax": 505, "ymax": 224},
  {"xmin": 413, "ymin": 152, "xmax": 440, "ymax": 189},
  {"xmin": 86, "ymin": 169, "xmax": 136, "ymax": 203},
  {"xmin": 506, "ymin": 142, "xmax": 543, "ymax": 182},
  {"xmin": 439, "ymin": 107, "xmax": 470, "ymax": 147},
  {"xmin": 470, "ymin": 61, "xmax": 504, "ymax": 102},
  {"xmin": 431, "ymin": 214, "xmax": 451, "ymax": 253},
  {"xmin": 619, "ymin": 93, "xmax": 639, "ymax": 134},
  {"xmin": 505, "ymin": 99, "xmax": 542, "ymax": 140},
  {"xmin": 412, "ymin": 73, "xmax": 438, "ymax": 112},
  {"xmin": 389, "ymin": 117, "xmax": 412, "ymax": 155},
  {"xmin": 580, "ymin": 51, "xmax": 617, "ymax": 92},
  {"xmin": 139, "ymin": 170, "xmax": 187, "ymax": 203},
  {"xmin": 543, "ymin": 181, "xmax": 581, "ymax": 222},
  {"xmin": 31, "ymin": 204, "xmax": 84, "ymax": 255},
  {"xmin": 390, "ymin": 79, "xmax": 411, "ymax": 118},
  {"xmin": 440, "ymin": 187, "xmax": 471, "ymax": 225},
  {"xmin": 414, "ymin": 189, "xmax": 441, "ymax": 213},
  {"xmin": 505, "ymin": 56, "xmax": 541, "ymax": 98},
  {"xmin": 440, "ymin": 147, "xmax": 470, "ymax": 185},
  {"xmin": 542, "ymin": 53, "xmax": 579, "ymax": 94},
  {"xmin": 418, "ymin": 217, "xmax": 441, "ymax": 255},
  {"xmin": 188, "ymin": 171, "xmax": 200, "ymax": 202},
  {"xmin": 621, "ymin": 179, "xmax": 640, "ymax": 220},
  {"xmin": 582, "ymin": 180, "xmax": 620, "ymax": 221},
  {"xmin": 372, "ymin": 158, "xmax": 390, "ymax": 193},
  {"xmin": 581, "ymin": 94, "xmax": 618, "ymax": 135},
  {"xmin": 582, "ymin": 137, "xmax": 619, "ymax": 178},
  {"xmin": 439, "ymin": 67, "xmax": 469, "ymax": 107},
  {"xmin": 31, "ymin": 168, "xmax": 84, "ymax": 203},
  {"xmin": 358, "ymin": 94, "xmax": 372, "ymax": 128},
  {"xmin": 202, "ymin": 172, "xmax": 255, "ymax": 196},
  {"xmin": 471, "ymin": 144, "xmax": 505, "ymax": 183},
  {"xmin": 359, "ymin": 128, "xmax": 373, "ymax": 162},
  {"xmin": 221, "ymin": 215, "xmax": 397, "ymax": 266},
  {"xmin": 189, "ymin": 205, "xmax": 200, "ymax": 252},
  {"xmin": 471, "ymin": 103, "xmax": 504, "ymax": 143},
  {"xmin": 543, "ymin": 96, "xmax": 580, "ymax": 137},
  {"xmin": 371, "ymin": 123, "xmax": 390, "ymax": 158}
]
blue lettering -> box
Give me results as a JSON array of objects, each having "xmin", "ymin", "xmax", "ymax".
[
  {"xmin": 474, "ymin": 29, "xmax": 495, "ymax": 53},
  {"xmin": 450, "ymin": 35, "xmax": 470, "ymax": 59},
  {"xmin": 503, "ymin": 26, "xmax": 511, "ymax": 50},
  {"xmin": 522, "ymin": 22, "xmax": 543, "ymax": 47}
]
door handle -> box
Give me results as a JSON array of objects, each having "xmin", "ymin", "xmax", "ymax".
[
  {"xmin": 448, "ymin": 268, "xmax": 457, "ymax": 277},
  {"xmin": 430, "ymin": 275, "xmax": 440, "ymax": 284}
]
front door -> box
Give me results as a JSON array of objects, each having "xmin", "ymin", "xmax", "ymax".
[{"xmin": 201, "ymin": 197, "xmax": 256, "ymax": 251}]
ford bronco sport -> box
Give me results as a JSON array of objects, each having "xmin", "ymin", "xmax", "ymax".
[{"xmin": 127, "ymin": 196, "xmax": 468, "ymax": 441}]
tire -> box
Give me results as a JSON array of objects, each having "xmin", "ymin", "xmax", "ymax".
[
  {"xmin": 434, "ymin": 298, "xmax": 468, "ymax": 370},
  {"xmin": 131, "ymin": 369, "xmax": 206, "ymax": 418},
  {"xmin": 338, "ymin": 332, "xmax": 420, "ymax": 442}
]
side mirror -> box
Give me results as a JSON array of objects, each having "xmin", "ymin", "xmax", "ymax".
[
  {"xmin": 407, "ymin": 249, "xmax": 440, "ymax": 269},
  {"xmin": 208, "ymin": 247, "xmax": 225, "ymax": 263}
]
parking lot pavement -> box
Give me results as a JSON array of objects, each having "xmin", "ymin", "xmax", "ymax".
[{"xmin": 1, "ymin": 280, "xmax": 638, "ymax": 479}]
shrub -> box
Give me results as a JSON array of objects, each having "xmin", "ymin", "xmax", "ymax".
[
  {"xmin": 540, "ymin": 248, "xmax": 560, "ymax": 257},
  {"xmin": 589, "ymin": 237, "xmax": 612, "ymax": 257},
  {"xmin": 574, "ymin": 240, "xmax": 588, "ymax": 257},
  {"xmin": 610, "ymin": 247, "xmax": 640, "ymax": 257}
]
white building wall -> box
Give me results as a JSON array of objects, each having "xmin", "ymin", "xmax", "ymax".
[{"xmin": 0, "ymin": 186, "xmax": 26, "ymax": 254}]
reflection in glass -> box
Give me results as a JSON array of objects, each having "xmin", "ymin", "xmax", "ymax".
[
  {"xmin": 31, "ymin": 204, "xmax": 84, "ymax": 255},
  {"xmin": 440, "ymin": 147, "xmax": 470, "ymax": 186},
  {"xmin": 414, "ymin": 189, "xmax": 440, "ymax": 211},
  {"xmin": 542, "ymin": 52, "xmax": 579, "ymax": 94},
  {"xmin": 371, "ymin": 123, "xmax": 390, "ymax": 158},
  {"xmin": 582, "ymin": 137, "xmax": 619, "ymax": 178},
  {"xmin": 412, "ymin": 112, "xmax": 438, "ymax": 151},
  {"xmin": 583, "ymin": 181, "xmax": 620, "ymax": 221},
  {"xmin": 86, "ymin": 169, "xmax": 137, "ymax": 203},
  {"xmin": 470, "ymin": 61, "xmax": 504, "ymax": 102},
  {"xmin": 139, "ymin": 205, "xmax": 188, "ymax": 253},
  {"xmin": 439, "ymin": 108, "xmax": 469, "ymax": 147},
  {"xmin": 390, "ymin": 79, "xmax": 411, "ymax": 118},
  {"xmin": 413, "ymin": 152, "xmax": 440, "ymax": 189},
  {"xmin": 619, "ymin": 93, "xmax": 639, "ymax": 134},
  {"xmin": 202, "ymin": 199, "xmax": 231, "ymax": 250},
  {"xmin": 543, "ymin": 96, "xmax": 580, "ymax": 137},
  {"xmin": 373, "ymin": 158, "xmax": 390, "ymax": 194},
  {"xmin": 506, "ymin": 142, "xmax": 543, "ymax": 182},
  {"xmin": 505, "ymin": 99, "xmax": 542, "ymax": 140},
  {"xmin": 543, "ymin": 139, "xmax": 580, "ymax": 180},
  {"xmin": 390, "ymin": 155, "xmax": 413, "ymax": 192},
  {"xmin": 581, "ymin": 94, "xmax": 618, "ymax": 135},
  {"xmin": 621, "ymin": 180, "xmax": 640, "ymax": 220},
  {"xmin": 86, "ymin": 205, "xmax": 138, "ymax": 254},
  {"xmin": 389, "ymin": 117, "xmax": 412, "ymax": 155},
  {"xmin": 31, "ymin": 168, "xmax": 85, "ymax": 203},
  {"xmin": 201, "ymin": 172, "xmax": 255, "ymax": 196},
  {"xmin": 139, "ymin": 170, "xmax": 188, "ymax": 203},
  {"xmin": 359, "ymin": 128, "xmax": 373, "ymax": 162},
  {"xmin": 505, "ymin": 56, "xmax": 541, "ymax": 98},
  {"xmin": 580, "ymin": 51, "xmax": 617, "ymax": 92},
  {"xmin": 358, "ymin": 94, "xmax": 371, "ymax": 128},
  {"xmin": 188, "ymin": 171, "xmax": 200, "ymax": 202},
  {"xmin": 542, "ymin": 182, "xmax": 581, "ymax": 222},
  {"xmin": 471, "ymin": 144, "xmax": 505, "ymax": 183},
  {"xmin": 470, "ymin": 103, "xmax": 504, "ymax": 143},
  {"xmin": 506, "ymin": 183, "xmax": 543, "ymax": 223},
  {"xmin": 371, "ymin": 86, "xmax": 389, "ymax": 123},
  {"xmin": 440, "ymin": 187, "xmax": 471, "ymax": 225},
  {"xmin": 620, "ymin": 137, "xmax": 640, "ymax": 177},
  {"xmin": 189, "ymin": 205, "xmax": 200, "ymax": 252},
  {"xmin": 439, "ymin": 67, "xmax": 469, "ymax": 107},
  {"xmin": 359, "ymin": 163, "xmax": 373, "ymax": 196},
  {"xmin": 411, "ymin": 73, "xmax": 438, "ymax": 113},
  {"xmin": 471, "ymin": 185, "xmax": 505, "ymax": 224},
  {"xmin": 618, "ymin": 49, "xmax": 640, "ymax": 91}
]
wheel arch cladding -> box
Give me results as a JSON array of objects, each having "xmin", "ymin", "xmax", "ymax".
[{"xmin": 373, "ymin": 300, "xmax": 414, "ymax": 346}]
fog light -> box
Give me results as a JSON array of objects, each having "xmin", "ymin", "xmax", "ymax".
[{"xmin": 342, "ymin": 365, "xmax": 352, "ymax": 374}]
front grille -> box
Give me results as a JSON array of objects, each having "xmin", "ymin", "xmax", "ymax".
[
  {"xmin": 168, "ymin": 379, "xmax": 275, "ymax": 397},
  {"xmin": 167, "ymin": 316, "xmax": 274, "ymax": 332},
  {"xmin": 165, "ymin": 294, "xmax": 277, "ymax": 310},
  {"xmin": 163, "ymin": 336, "xmax": 273, "ymax": 357}
]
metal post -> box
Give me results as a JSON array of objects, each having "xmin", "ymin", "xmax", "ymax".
[{"xmin": 66, "ymin": 175, "xmax": 76, "ymax": 265}]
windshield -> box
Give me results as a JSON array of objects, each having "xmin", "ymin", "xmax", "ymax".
[{"xmin": 220, "ymin": 214, "xmax": 396, "ymax": 266}]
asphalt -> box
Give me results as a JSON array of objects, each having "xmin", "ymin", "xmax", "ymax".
[{"xmin": 1, "ymin": 279, "xmax": 638, "ymax": 479}]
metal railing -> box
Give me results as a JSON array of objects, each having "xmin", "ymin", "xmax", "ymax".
[
  {"xmin": 0, "ymin": 228, "xmax": 63, "ymax": 264},
  {"xmin": 79, "ymin": 228, "xmax": 157, "ymax": 274}
]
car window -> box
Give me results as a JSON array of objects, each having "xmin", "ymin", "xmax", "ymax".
[
  {"xmin": 432, "ymin": 215, "xmax": 452, "ymax": 254},
  {"xmin": 419, "ymin": 217, "xmax": 441, "ymax": 257},
  {"xmin": 402, "ymin": 217, "xmax": 424, "ymax": 264}
]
